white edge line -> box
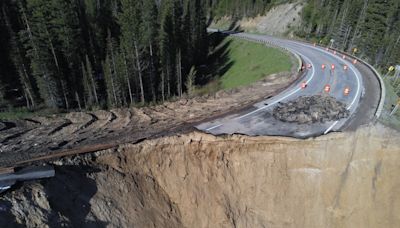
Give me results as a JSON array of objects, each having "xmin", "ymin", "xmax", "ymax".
[
  {"xmin": 205, "ymin": 124, "xmax": 223, "ymax": 131},
  {"xmin": 205, "ymin": 47, "xmax": 316, "ymax": 131},
  {"xmin": 206, "ymin": 35, "xmax": 362, "ymax": 135},
  {"xmin": 296, "ymin": 42, "xmax": 362, "ymax": 134},
  {"xmin": 235, "ymin": 48, "xmax": 315, "ymax": 121},
  {"xmin": 0, "ymin": 186, "xmax": 11, "ymax": 190},
  {"xmin": 324, "ymin": 121, "xmax": 339, "ymax": 135}
]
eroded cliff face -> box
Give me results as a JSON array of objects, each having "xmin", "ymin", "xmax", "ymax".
[{"xmin": 1, "ymin": 124, "xmax": 399, "ymax": 228}]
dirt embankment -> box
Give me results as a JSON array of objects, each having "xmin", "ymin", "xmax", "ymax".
[
  {"xmin": 212, "ymin": 2, "xmax": 304, "ymax": 36},
  {"xmin": 0, "ymin": 69, "xmax": 299, "ymax": 168},
  {"xmin": 1, "ymin": 124, "xmax": 399, "ymax": 227}
]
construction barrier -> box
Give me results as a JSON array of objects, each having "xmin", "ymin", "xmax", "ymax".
[{"xmin": 324, "ymin": 84, "xmax": 331, "ymax": 93}]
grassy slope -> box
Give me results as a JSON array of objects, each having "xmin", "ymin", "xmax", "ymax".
[
  {"xmin": 220, "ymin": 37, "xmax": 292, "ymax": 90},
  {"xmin": 381, "ymin": 78, "xmax": 400, "ymax": 129}
]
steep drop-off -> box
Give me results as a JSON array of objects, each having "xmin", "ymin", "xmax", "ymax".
[{"xmin": 1, "ymin": 124, "xmax": 399, "ymax": 228}]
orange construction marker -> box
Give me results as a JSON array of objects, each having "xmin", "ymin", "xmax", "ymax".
[
  {"xmin": 324, "ymin": 84, "xmax": 331, "ymax": 93},
  {"xmin": 307, "ymin": 63, "xmax": 312, "ymax": 69},
  {"xmin": 331, "ymin": 64, "xmax": 335, "ymax": 71},
  {"xmin": 344, "ymin": 87, "xmax": 350, "ymax": 96},
  {"xmin": 342, "ymin": 55, "xmax": 346, "ymax": 59},
  {"xmin": 353, "ymin": 59, "xmax": 358, "ymax": 64},
  {"xmin": 301, "ymin": 82, "xmax": 307, "ymax": 89},
  {"xmin": 322, "ymin": 64, "xmax": 326, "ymax": 70},
  {"xmin": 343, "ymin": 65, "xmax": 348, "ymax": 71}
]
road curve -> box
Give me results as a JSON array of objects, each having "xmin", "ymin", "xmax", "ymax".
[{"xmin": 196, "ymin": 32, "xmax": 380, "ymax": 138}]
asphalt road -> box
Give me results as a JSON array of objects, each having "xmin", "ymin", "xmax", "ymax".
[{"xmin": 196, "ymin": 33, "xmax": 378, "ymax": 138}]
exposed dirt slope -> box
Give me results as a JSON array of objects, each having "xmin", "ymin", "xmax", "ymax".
[
  {"xmin": 0, "ymin": 70, "xmax": 298, "ymax": 168},
  {"xmin": 212, "ymin": 2, "xmax": 304, "ymax": 36},
  {"xmin": 1, "ymin": 124, "xmax": 399, "ymax": 227}
]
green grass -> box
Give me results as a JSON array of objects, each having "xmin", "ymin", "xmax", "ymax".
[
  {"xmin": 219, "ymin": 37, "xmax": 292, "ymax": 90},
  {"xmin": 0, "ymin": 107, "xmax": 60, "ymax": 120},
  {"xmin": 379, "ymin": 78, "xmax": 400, "ymax": 129}
]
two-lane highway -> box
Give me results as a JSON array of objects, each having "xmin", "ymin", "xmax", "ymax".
[{"xmin": 197, "ymin": 33, "xmax": 366, "ymax": 138}]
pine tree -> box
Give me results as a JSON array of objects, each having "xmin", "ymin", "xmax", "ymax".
[
  {"xmin": 119, "ymin": 0, "xmax": 145, "ymax": 104},
  {"xmin": 0, "ymin": 0, "xmax": 213, "ymax": 109},
  {"xmin": 141, "ymin": 0, "xmax": 159, "ymax": 102},
  {"xmin": 2, "ymin": 5, "xmax": 37, "ymax": 109},
  {"xmin": 82, "ymin": 55, "xmax": 99, "ymax": 107},
  {"xmin": 18, "ymin": 0, "xmax": 61, "ymax": 109},
  {"xmin": 159, "ymin": 0, "xmax": 176, "ymax": 100}
]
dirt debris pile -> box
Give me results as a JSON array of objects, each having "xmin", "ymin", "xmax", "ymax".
[{"xmin": 273, "ymin": 95, "xmax": 350, "ymax": 124}]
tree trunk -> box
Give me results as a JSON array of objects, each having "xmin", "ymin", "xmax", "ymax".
[
  {"xmin": 109, "ymin": 39, "xmax": 119, "ymax": 106},
  {"xmin": 161, "ymin": 71, "xmax": 165, "ymax": 102},
  {"xmin": 75, "ymin": 91, "xmax": 82, "ymax": 111},
  {"xmin": 22, "ymin": 86, "xmax": 30, "ymax": 109},
  {"xmin": 134, "ymin": 41, "xmax": 145, "ymax": 104},
  {"xmin": 22, "ymin": 64, "xmax": 35, "ymax": 108},
  {"xmin": 108, "ymin": 58, "xmax": 118, "ymax": 107},
  {"xmin": 149, "ymin": 42, "xmax": 156, "ymax": 102},
  {"xmin": 46, "ymin": 27, "xmax": 69, "ymax": 109},
  {"xmin": 122, "ymin": 51, "xmax": 134, "ymax": 105},
  {"xmin": 166, "ymin": 62, "xmax": 171, "ymax": 98},
  {"xmin": 22, "ymin": 6, "xmax": 56, "ymax": 107},
  {"xmin": 176, "ymin": 49, "xmax": 183, "ymax": 97}
]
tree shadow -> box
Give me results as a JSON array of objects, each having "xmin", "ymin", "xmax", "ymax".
[
  {"xmin": 197, "ymin": 32, "xmax": 234, "ymax": 86},
  {"xmin": 227, "ymin": 16, "xmax": 243, "ymax": 32},
  {"xmin": 0, "ymin": 200, "xmax": 24, "ymax": 228},
  {"xmin": 43, "ymin": 165, "xmax": 108, "ymax": 228}
]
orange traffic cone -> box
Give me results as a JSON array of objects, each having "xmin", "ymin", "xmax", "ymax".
[
  {"xmin": 324, "ymin": 84, "xmax": 331, "ymax": 93},
  {"xmin": 344, "ymin": 87, "xmax": 350, "ymax": 96}
]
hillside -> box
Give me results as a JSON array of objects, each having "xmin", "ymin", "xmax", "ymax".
[{"xmin": 211, "ymin": 1, "xmax": 304, "ymax": 36}]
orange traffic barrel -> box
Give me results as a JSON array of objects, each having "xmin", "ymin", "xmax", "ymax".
[
  {"xmin": 344, "ymin": 87, "xmax": 350, "ymax": 96},
  {"xmin": 324, "ymin": 84, "xmax": 331, "ymax": 93}
]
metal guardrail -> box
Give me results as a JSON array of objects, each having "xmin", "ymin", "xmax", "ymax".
[
  {"xmin": 289, "ymin": 37, "xmax": 386, "ymax": 119},
  {"xmin": 0, "ymin": 165, "xmax": 55, "ymax": 194},
  {"xmin": 324, "ymin": 47, "xmax": 386, "ymax": 119},
  {"xmin": 211, "ymin": 29, "xmax": 385, "ymax": 120}
]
